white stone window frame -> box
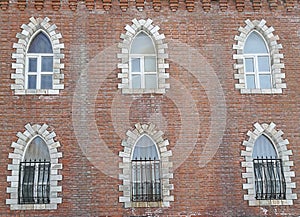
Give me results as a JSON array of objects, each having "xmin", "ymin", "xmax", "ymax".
[
  {"xmin": 118, "ymin": 18, "xmax": 169, "ymax": 94},
  {"xmin": 233, "ymin": 19, "xmax": 286, "ymax": 94},
  {"xmin": 119, "ymin": 123, "xmax": 174, "ymax": 208},
  {"xmin": 11, "ymin": 17, "xmax": 64, "ymax": 95},
  {"xmin": 6, "ymin": 123, "xmax": 63, "ymax": 210},
  {"xmin": 241, "ymin": 122, "xmax": 297, "ymax": 206}
]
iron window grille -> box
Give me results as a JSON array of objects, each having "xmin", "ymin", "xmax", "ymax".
[
  {"xmin": 253, "ymin": 158, "xmax": 286, "ymax": 200},
  {"xmin": 18, "ymin": 159, "xmax": 50, "ymax": 204},
  {"xmin": 131, "ymin": 158, "xmax": 161, "ymax": 202}
]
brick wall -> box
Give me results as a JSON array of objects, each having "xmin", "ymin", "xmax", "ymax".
[{"xmin": 0, "ymin": 0, "xmax": 300, "ymax": 216}]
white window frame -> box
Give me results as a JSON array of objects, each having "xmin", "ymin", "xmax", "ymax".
[
  {"xmin": 243, "ymin": 32, "xmax": 272, "ymax": 89},
  {"xmin": 11, "ymin": 17, "xmax": 64, "ymax": 95},
  {"xmin": 129, "ymin": 53, "xmax": 158, "ymax": 89},
  {"xmin": 233, "ymin": 19, "xmax": 286, "ymax": 94},
  {"xmin": 241, "ymin": 122, "xmax": 297, "ymax": 206},
  {"xmin": 119, "ymin": 123, "xmax": 174, "ymax": 208},
  {"xmin": 6, "ymin": 123, "xmax": 63, "ymax": 210},
  {"xmin": 118, "ymin": 18, "xmax": 169, "ymax": 94},
  {"xmin": 26, "ymin": 53, "xmax": 54, "ymax": 89}
]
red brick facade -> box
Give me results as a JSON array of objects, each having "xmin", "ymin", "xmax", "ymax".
[{"xmin": 0, "ymin": 0, "xmax": 300, "ymax": 216}]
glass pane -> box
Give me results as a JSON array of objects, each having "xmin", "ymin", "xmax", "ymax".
[
  {"xmin": 28, "ymin": 32, "xmax": 53, "ymax": 53},
  {"xmin": 28, "ymin": 58, "xmax": 37, "ymax": 72},
  {"xmin": 246, "ymin": 75, "xmax": 255, "ymax": 89},
  {"xmin": 28, "ymin": 75, "xmax": 37, "ymax": 89},
  {"xmin": 245, "ymin": 58, "xmax": 254, "ymax": 72},
  {"xmin": 145, "ymin": 56, "xmax": 156, "ymax": 72},
  {"xmin": 41, "ymin": 56, "xmax": 53, "ymax": 72},
  {"xmin": 244, "ymin": 31, "xmax": 268, "ymax": 54},
  {"xmin": 131, "ymin": 58, "xmax": 141, "ymax": 72},
  {"xmin": 24, "ymin": 136, "xmax": 50, "ymax": 161},
  {"xmin": 131, "ymin": 32, "xmax": 155, "ymax": 54},
  {"xmin": 252, "ymin": 135, "xmax": 277, "ymax": 158},
  {"xmin": 259, "ymin": 74, "xmax": 271, "ymax": 89},
  {"xmin": 145, "ymin": 74, "xmax": 157, "ymax": 89},
  {"xmin": 258, "ymin": 56, "xmax": 270, "ymax": 71},
  {"xmin": 41, "ymin": 75, "xmax": 53, "ymax": 89},
  {"xmin": 132, "ymin": 135, "xmax": 159, "ymax": 160},
  {"xmin": 132, "ymin": 74, "xmax": 141, "ymax": 88}
]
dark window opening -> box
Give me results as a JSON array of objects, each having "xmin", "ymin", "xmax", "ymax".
[{"xmin": 18, "ymin": 160, "xmax": 50, "ymax": 204}]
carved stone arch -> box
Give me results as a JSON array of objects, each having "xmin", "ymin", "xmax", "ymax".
[
  {"xmin": 119, "ymin": 123, "xmax": 174, "ymax": 208},
  {"xmin": 118, "ymin": 18, "xmax": 169, "ymax": 94},
  {"xmin": 11, "ymin": 17, "xmax": 64, "ymax": 95},
  {"xmin": 6, "ymin": 123, "xmax": 63, "ymax": 210},
  {"xmin": 241, "ymin": 122, "xmax": 297, "ymax": 206},
  {"xmin": 233, "ymin": 19, "xmax": 286, "ymax": 94}
]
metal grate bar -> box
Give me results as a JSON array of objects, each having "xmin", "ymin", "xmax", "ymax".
[
  {"xmin": 253, "ymin": 158, "xmax": 286, "ymax": 200},
  {"xmin": 131, "ymin": 158, "xmax": 161, "ymax": 202},
  {"xmin": 18, "ymin": 160, "xmax": 50, "ymax": 204}
]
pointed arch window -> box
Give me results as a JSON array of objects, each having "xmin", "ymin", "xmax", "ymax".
[
  {"xmin": 241, "ymin": 122, "xmax": 296, "ymax": 206},
  {"xmin": 12, "ymin": 17, "xmax": 64, "ymax": 95},
  {"xmin": 130, "ymin": 32, "xmax": 157, "ymax": 89},
  {"xmin": 244, "ymin": 31, "xmax": 271, "ymax": 89},
  {"xmin": 26, "ymin": 32, "xmax": 54, "ymax": 90},
  {"xmin": 118, "ymin": 18, "xmax": 169, "ymax": 94},
  {"xmin": 131, "ymin": 135, "xmax": 161, "ymax": 202},
  {"xmin": 252, "ymin": 135, "xmax": 286, "ymax": 200},
  {"xmin": 233, "ymin": 19, "xmax": 286, "ymax": 94},
  {"xmin": 19, "ymin": 136, "xmax": 51, "ymax": 204}
]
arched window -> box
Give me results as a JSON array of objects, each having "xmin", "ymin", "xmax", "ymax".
[
  {"xmin": 19, "ymin": 136, "xmax": 51, "ymax": 204},
  {"xmin": 252, "ymin": 135, "xmax": 286, "ymax": 200},
  {"xmin": 119, "ymin": 123, "xmax": 173, "ymax": 208},
  {"xmin": 118, "ymin": 18, "xmax": 169, "ymax": 94},
  {"xmin": 243, "ymin": 31, "xmax": 271, "ymax": 89},
  {"xmin": 233, "ymin": 19, "xmax": 286, "ymax": 94},
  {"xmin": 241, "ymin": 122, "xmax": 296, "ymax": 206},
  {"xmin": 131, "ymin": 135, "xmax": 161, "ymax": 202},
  {"xmin": 26, "ymin": 32, "xmax": 54, "ymax": 90},
  {"xmin": 130, "ymin": 32, "xmax": 157, "ymax": 89},
  {"xmin": 12, "ymin": 17, "xmax": 64, "ymax": 95},
  {"xmin": 7, "ymin": 123, "xmax": 63, "ymax": 210}
]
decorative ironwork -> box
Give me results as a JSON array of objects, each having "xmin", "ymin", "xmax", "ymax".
[
  {"xmin": 253, "ymin": 158, "xmax": 286, "ymax": 200},
  {"xmin": 131, "ymin": 158, "xmax": 161, "ymax": 202},
  {"xmin": 18, "ymin": 160, "xmax": 50, "ymax": 204}
]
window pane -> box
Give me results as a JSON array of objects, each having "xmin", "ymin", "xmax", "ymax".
[
  {"xmin": 29, "ymin": 58, "xmax": 37, "ymax": 72},
  {"xmin": 145, "ymin": 74, "xmax": 157, "ymax": 89},
  {"xmin": 244, "ymin": 31, "xmax": 268, "ymax": 54},
  {"xmin": 246, "ymin": 75, "xmax": 255, "ymax": 89},
  {"xmin": 259, "ymin": 74, "xmax": 271, "ymax": 89},
  {"xmin": 28, "ymin": 75, "xmax": 37, "ymax": 89},
  {"xmin": 42, "ymin": 56, "xmax": 53, "ymax": 72},
  {"xmin": 28, "ymin": 32, "xmax": 53, "ymax": 53},
  {"xmin": 253, "ymin": 135, "xmax": 277, "ymax": 158},
  {"xmin": 131, "ymin": 58, "xmax": 141, "ymax": 72},
  {"xmin": 132, "ymin": 74, "xmax": 141, "ymax": 88},
  {"xmin": 131, "ymin": 32, "xmax": 155, "ymax": 54},
  {"xmin": 41, "ymin": 75, "xmax": 53, "ymax": 89},
  {"xmin": 258, "ymin": 56, "xmax": 270, "ymax": 71},
  {"xmin": 144, "ymin": 56, "xmax": 156, "ymax": 72},
  {"xmin": 245, "ymin": 58, "xmax": 254, "ymax": 72}
]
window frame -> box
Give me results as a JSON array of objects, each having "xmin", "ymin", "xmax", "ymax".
[
  {"xmin": 241, "ymin": 122, "xmax": 296, "ymax": 206},
  {"xmin": 11, "ymin": 17, "xmax": 64, "ymax": 95},
  {"xmin": 119, "ymin": 123, "xmax": 173, "ymax": 208},
  {"xmin": 7, "ymin": 123, "xmax": 63, "ymax": 210},
  {"xmin": 233, "ymin": 19, "xmax": 286, "ymax": 94},
  {"xmin": 118, "ymin": 18, "xmax": 169, "ymax": 94},
  {"xmin": 243, "ymin": 31, "xmax": 272, "ymax": 89},
  {"xmin": 26, "ymin": 52, "xmax": 54, "ymax": 90}
]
